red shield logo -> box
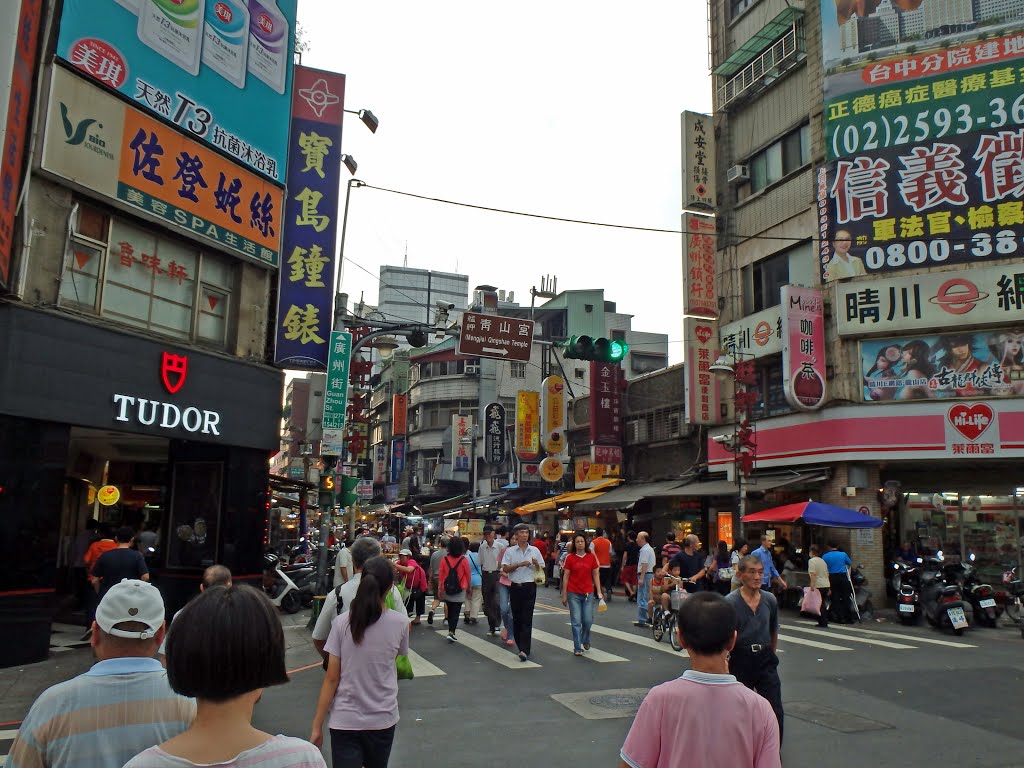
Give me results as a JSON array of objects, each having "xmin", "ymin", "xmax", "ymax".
[
  {"xmin": 948, "ymin": 403, "xmax": 993, "ymax": 441},
  {"xmin": 161, "ymin": 352, "xmax": 188, "ymax": 394}
]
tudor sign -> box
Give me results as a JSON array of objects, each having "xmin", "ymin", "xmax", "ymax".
[{"xmin": 112, "ymin": 351, "xmax": 223, "ymax": 436}]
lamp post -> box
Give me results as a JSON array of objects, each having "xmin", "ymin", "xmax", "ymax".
[{"xmin": 710, "ymin": 351, "xmax": 759, "ymax": 543}]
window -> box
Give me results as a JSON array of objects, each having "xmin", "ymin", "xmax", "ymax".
[
  {"xmin": 744, "ymin": 250, "xmax": 790, "ymax": 314},
  {"xmin": 574, "ymin": 369, "xmax": 585, "ymax": 380},
  {"xmin": 731, "ymin": 0, "xmax": 756, "ymax": 17},
  {"xmin": 60, "ymin": 203, "xmax": 236, "ymax": 347},
  {"xmin": 750, "ymin": 358, "xmax": 792, "ymax": 419},
  {"xmin": 747, "ymin": 124, "xmax": 810, "ymax": 194},
  {"xmin": 510, "ymin": 362, "xmax": 526, "ymax": 378}
]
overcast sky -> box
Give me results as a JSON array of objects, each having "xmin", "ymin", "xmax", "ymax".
[{"xmin": 295, "ymin": 1, "xmax": 712, "ymax": 364}]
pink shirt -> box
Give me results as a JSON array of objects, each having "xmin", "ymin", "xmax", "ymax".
[
  {"xmin": 324, "ymin": 610, "xmax": 410, "ymax": 731},
  {"xmin": 620, "ymin": 670, "xmax": 780, "ymax": 768}
]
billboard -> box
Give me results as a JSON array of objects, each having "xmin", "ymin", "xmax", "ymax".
[
  {"xmin": 484, "ymin": 401, "xmax": 506, "ymax": 465},
  {"xmin": 452, "ymin": 414, "xmax": 473, "ymax": 472},
  {"xmin": 590, "ymin": 362, "xmax": 623, "ymax": 446},
  {"xmin": 859, "ymin": 327, "xmax": 1023, "ymax": 401},
  {"xmin": 274, "ymin": 66, "xmax": 345, "ymax": 369},
  {"xmin": 0, "ymin": 0, "xmax": 42, "ymax": 286},
  {"xmin": 515, "ymin": 390, "xmax": 540, "ymax": 461},
  {"xmin": 682, "ymin": 111, "xmax": 715, "ymax": 211},
  {"xmin": 720, "ymin": 307, "xmax": 783, "ymax": 359},
  {"xmin": 56, "ymin": 0, "xmax": 296, "ymax": 183},
  {"xmin": 41, "ymin": 67, "xmax": 282, "ymax": 267},
  {"xmin": 684, "ymin": 317, "xmax": 721, "ymax": 425},
  {"xmin": 683, "ymin": 213, "xmax": 717, "ymax": 320},
  {"xmin": 837, "ymin": 264, "xmax": 1024, "ymax": 336},
  {"xmin": 781, "ymin": 286, "xmax": 827, "ymax": 411}
]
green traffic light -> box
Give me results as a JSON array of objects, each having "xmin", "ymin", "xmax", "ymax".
[{"xmin": 608, "ymin": 340, "xmax": 629, "ymax": 361}]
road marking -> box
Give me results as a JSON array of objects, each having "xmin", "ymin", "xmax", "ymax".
[
  {"xmin": 444, "ymin": 630, "xmax": 541, "ymax": 668},
  {"xmin": 782, "ymin": 624, "xmax": 915, "ymax": 649},
  {"xmin": 777, "ymin": 634, "xmax": 854, "ymax": 651},
  {"xmin": 407, "ymin": 648, "xmax": 446, "ymax": 677},
  {"xmin": 796, "ymin": 620, "xmax": 977, "ymax": 648},
  {"xmin": 0, "ymin": 730, "xmax": 17, "ymax": 740},
  {"xmin": 586, "ymin": 624, "xmax": 688, "ymax": 657},
  {"xmin": 530, "ymin": 629, "xmax": 627, "ymax": 662}
]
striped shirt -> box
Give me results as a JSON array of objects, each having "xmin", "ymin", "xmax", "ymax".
[
  {"xmin": 7, "ymin": 657, "xmax": 195, "ymax": 768},
  {"xmin": 124, "ymin": 735, "xmax": 326, "ymax": 767}
]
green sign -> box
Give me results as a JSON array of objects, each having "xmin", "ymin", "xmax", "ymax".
[{"xmin": 323, "ymin": 331, "xmax": 353, "ymax": 430}]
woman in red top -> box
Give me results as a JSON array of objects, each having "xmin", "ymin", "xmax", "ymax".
[
  {"xmin": 560, "ymin": 532, "xmax": 603, "ymax": 656},
  {"xmin": 437, "ymin": 536, "xmax": 471, "ymax": 642}
]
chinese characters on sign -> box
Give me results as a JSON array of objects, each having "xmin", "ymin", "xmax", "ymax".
[
  {"xmin": 515, "ymin": 390, "xmax": 540, "ymax": 461},
  {"xmin": 392, "ymin": 394, "xmax": 408, "ymax": 437},
  {"xmin": 682, "ymin": 111, "xmax": 716, "ymax": 210},
  {"xmin": 589, "ymin": 361, "xmax": 623, "ymax": 447},
  {"xmin": 452, "ymin": 414, "xmax": 474, "ymax": 472},
  {"xmin": 683, "ymin": 214, "xmax": 717, "ymax": 319},
  {"xmin": 274, "ymin": 66, "xmax": 345, "ymax": 370},
  {"xmin": 484, "ymin": 402, "xmax": 507, "ymax": 465},
  {"xmin": 322, "ymin": 331, "xmax": 353, "ymax": 430},
  {"xmin": 541, "ymin": 375, "xmax": 567, "ymax": 456},
  {"xmin": 458, "ymin": 311, "xmax": 534, "ymax": 361},
  {"xmin": 720, "ymin": 308, "xmax": 783, "ymax": 358},
  {"xmin": 945, "ymin": 402, "xmax": 999, "ymax": 455},
  {"xmin": 684, "ymin": 317, "xmax": 721, "ymax": 426},
  {"xmin": 782, "ymin": 286, "xmax": 826, "ymax": 411},
  {"xmin": 390, "ymin": 439, "xmax": 405, "ymax": 484},
  {"xmin": 860, "ymin": 328, "xmax": 1023, "ymax": 402}
]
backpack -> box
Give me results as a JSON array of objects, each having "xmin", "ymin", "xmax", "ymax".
[{"xmin": 443, "ymin": 556, "xmax": 465, "ymax": 596}]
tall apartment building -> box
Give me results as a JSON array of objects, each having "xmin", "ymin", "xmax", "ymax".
[
  {"xmin": 707, "ymin": 0, "xmax": 1024, "ymax": 596},
  {"xmin": 377, "ymin": 266, "xmax": 469, "ymax": 326}
]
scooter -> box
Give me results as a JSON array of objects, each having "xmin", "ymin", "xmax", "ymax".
[
  {"xmin": 892, "ymin": 561, "xmax": 922, "ymax": 625},
  {"xmin": 263, "ymin": 553, "xmax": 317, "ymax": 613},
  {"xmin": 951, "ymin": 561, "xmax": 1000, "ymax": 628},
  {"xmin": 919, "ymin": 559, "xmax": 972, "ymax": 635}
]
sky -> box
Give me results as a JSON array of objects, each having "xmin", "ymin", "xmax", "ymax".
[{"xmin": 295, "ymin": 1, "xmax": 713, "ymax": 365}]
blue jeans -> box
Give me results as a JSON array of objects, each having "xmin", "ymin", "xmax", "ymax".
[
  {"xmin": 498, "ymin": 582, "xmax": 514, "ymax": 635},
  {"xmin": 567, "ymin": 591, "xmax": 594, "ymax": 652},
  {"xmin": 637, "ymin": 572, "xmax": 654, "ymax": 623}
]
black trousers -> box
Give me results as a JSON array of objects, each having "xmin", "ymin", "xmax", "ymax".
[
  {"xmin": 816, "ymin": 587, "xmax": 831, "ymax": 626},
  {"xmin": 481, "ymin": 571, "xmax": 500, "ymax": 630},
  {"xmin": 330, "ymin": 725, "xmax": 396, "ymax": 768},
  {"xmin": 599, "ymin": 567, "xmax": 612, "ymax": 598},
  {"xmin": 509, "ymin": 582, "xmax": 537, "ymax": 655},
  {"xmin": 729, "ymin": 649, "xmax": 784, "ymax": 741},
  {"xmin": 829, "ymin": 572, "xmax": 854, "ymax": 623},
  {"xmin": 409, "ymin": 588, "xmax": 425, "ymax": 617},
  {"xmin": 444, "ymin": 600, "xmax": 462, "ymax": 632}
]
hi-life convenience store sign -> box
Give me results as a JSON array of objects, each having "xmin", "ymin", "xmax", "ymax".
[{"xmin": 41, "ymin": 66, "xmax": 282, "ymax": 267}]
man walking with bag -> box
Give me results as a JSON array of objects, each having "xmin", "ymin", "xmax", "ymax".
[
  {"xmin": 501, "ymin": 524, "xmax": 544, "ymax": 662},
  {"xmin": 479, "ymin": 526, "xmax": 502, "ymax": 636}
]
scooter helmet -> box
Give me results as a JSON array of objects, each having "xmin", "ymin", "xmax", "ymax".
[{"xmin": 263, "ymin": 552, "xmax": 281, "ymax": 571}]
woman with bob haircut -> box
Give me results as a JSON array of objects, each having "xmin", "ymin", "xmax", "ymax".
[
  {"xmin": 560, "ymin": 531, "xmax": 602, "ymax": 656},
  {"xmin": 311, "ymin": 555, "xmax": 410, "ymax": 768},
  {"xmin": 124, "ymin": 584, "xmax": 325, "ymax": 767}
]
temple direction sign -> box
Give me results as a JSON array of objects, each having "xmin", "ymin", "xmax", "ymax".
[{"xmin": 458, "ymin": 312, "xmax": 534, "ymax": 362}]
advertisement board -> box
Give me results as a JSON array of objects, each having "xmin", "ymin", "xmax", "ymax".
[
  {"xmin": 392, "ymin": 394, "xmax": 408, "ymax": 436},
  {"xmin": 541, "ymin": 375, "xmax": 566, "ymax": 456},
  {"xmin": 390, "ymin": 438, "xmax": 405, "ymax": 484},
  {"xmin": 682, "ymin": 111, "xmax": 715, "ymax": 211},
  {"xmin": 0, "ymin": 0, "xmax": 42, "ymax": 285},
  {"xmin": 452, "ymin": 414, "xmax": 473, "ymax": 472},
  {"xmin": 684, "ymin": 317, "xmax": 721, "ymax": 425},
  {"xmin": 274, "ymin": 66, "xmax": 345, "ymax": 369},
  {"xmin": 781, "ymin": 286, "xmax": 827, "ymax": 411},
  {"xmin": 42, "ymin": 67, "xmax": 282, "ymax": 267},
  {"xmin": 819, "ymin": 129, "xmax": 1024, "ymax": 282},
  {"xmin": 720, "ymin": 307, "xmax": 783, "ymax": 359},
  {"xmin": 837, "ymin": 264, "xmax": 1024, "ymax": 336},
  {"xmin": 484, "ymin": 401, "xmax": 506, "ymax": 465},
  {"xmin": 515, "ymin": 390, "xmax": 540, "ymax": 461},
  {"xmin": 860, "ymin": 328, "xmax": 1024, "ymax": 401},
  {"xmin": 589, "ymin": 362, "xmax": 623, "ymax": 446},
  {"xmin": 574, "ymin": 459, "xmax": 620, "ymax": 490},
  {"xmin": 683, "ymin": 213, "xmax": 717, "ymax": 320},
  {"xmin": 56, "ymin": 0, "xmax": 296, "ymax": 183}
]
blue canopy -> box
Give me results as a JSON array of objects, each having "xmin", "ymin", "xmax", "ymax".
[{"xmin": 743, "ymin": 501, "xmax": 883, "ymax": 528}]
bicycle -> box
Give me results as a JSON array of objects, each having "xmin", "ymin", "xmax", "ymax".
[
  {"xmin": 651, "ymin": 577, "xmax": 689, "ymax": 651},
  {"xmin": 1001, "ymin": 565, "xmax": 1024, "ymax": 638}
]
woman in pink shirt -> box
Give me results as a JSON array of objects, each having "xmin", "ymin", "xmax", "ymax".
[{"xmin": 311, "ymin": 556, "xmax": 410, "ymax": 768}]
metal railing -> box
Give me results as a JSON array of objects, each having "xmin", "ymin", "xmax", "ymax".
[{"xmin": 717, "ymin": 21, "xmax": 805, "ymax": 109}]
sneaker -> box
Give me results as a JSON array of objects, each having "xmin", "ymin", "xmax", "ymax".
[
  {"xmin": 447, "ymin": 632, "xmax": 457, "ymax": 643},
  {"xmin": 506, "ymin": 638, "xmax": 516, "ymax": 647},
  {"xmin": 518, "ymin": 651, "xmax": 529, "ymax": 662},
  {"xmin": 427, "ymin": 610, "xmax": 434, "ymax": 625},
  {"xmin": 487, "ymin": 628, "xmax": 496, "ymax": 636},
  {"xmin": 633, "ymin": 621, "xmax": 650, "ymax": 628}
]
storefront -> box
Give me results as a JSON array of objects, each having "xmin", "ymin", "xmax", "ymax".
[{"xmin": 0, "ymin": 304, "xmax": 282, "ymax": 666}]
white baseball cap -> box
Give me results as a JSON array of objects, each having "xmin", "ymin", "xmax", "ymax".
[{"xmin": 95, "ymin": 579, "xmax": 165, "ymax": 640}]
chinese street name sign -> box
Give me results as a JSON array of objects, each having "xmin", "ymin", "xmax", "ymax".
[
  {"xmin": 322, "ymin": 331, "xmax": 353, "ymax": 430},
  {"xmin": 458, "ymin": 312, "xmax": 534, "ymax": 361}
]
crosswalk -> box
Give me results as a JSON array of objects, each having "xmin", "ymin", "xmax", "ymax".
[{"xmin": 401, "ymin": 609, "xmax": 978, "ymax": 678}]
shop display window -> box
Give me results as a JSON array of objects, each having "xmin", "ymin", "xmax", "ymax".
[
  {"xmin": 60, "ymin": 202, "xmax": 236, "ymax": 348},
  {"xmin": 166, "ymin": 461, "xmax": 223, "ymax": 569}
]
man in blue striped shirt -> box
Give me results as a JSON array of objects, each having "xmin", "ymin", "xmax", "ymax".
[
  {"xmin": 751, "ymin": 534, "xmax": 787, "ymax": 592},
  {"xmin": 8, "ymin": 580, "xmax": 195, "ymax": 768}
]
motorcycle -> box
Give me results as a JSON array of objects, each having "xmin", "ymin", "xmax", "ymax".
[
  {"xmin": 892, "ymin": 561, "xmax": 922, "ymax": 625},
  {"xmin": 262, "ymin": 553, "xmax": 317, "ymax": 613},
  {"xmin": 919, "ymin": 558, "xmax": 972, "ymax": 635},
  {"xmin": 949, "ymin": 561, "xmax": 1001, "ymax": 628},
  {"xmin": 851, "ymin": 564, "xmax": 874, "ymax": 621}
]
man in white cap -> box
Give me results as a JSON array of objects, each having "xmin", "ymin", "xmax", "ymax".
[{"xmin": 8, "ymin": 579, "xmax": 195, "ymax": 768}]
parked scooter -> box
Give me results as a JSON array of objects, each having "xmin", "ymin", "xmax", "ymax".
[
  {"xmin": 262, "ymin": 553, "xmax": 317, "ymax": 613},
  {"xmin": 949, "ymin": 561, "xmax": 1001, "ymax": 628},
  {"xmin": 892, "ymin": 561, "xmax": 922, "ymax": 625},
  {"xmin": 919, "ymin": 557, "xmax": 972, "ymax": 635},
  {"xmin": 851, "ymin": 564, "xmax": 874, "ymax": 621}
]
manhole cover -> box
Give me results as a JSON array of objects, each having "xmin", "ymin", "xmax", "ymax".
[
  {"xmin": 551, "ymin": 688, "xmax": 651, "ymax": 720},
  {"xmin": 786, "ymin": 701, "xmax": 893, "ymax": 733}
]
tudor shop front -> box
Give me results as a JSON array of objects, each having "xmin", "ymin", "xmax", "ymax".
[{"xmin": 0, "ymin": 304, "xmax": 282, "ymax": 666}]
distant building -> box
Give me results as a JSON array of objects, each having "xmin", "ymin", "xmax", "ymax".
[{"xmin": 377, "ymin": 266, "xmax": 469, "ymax": 326}]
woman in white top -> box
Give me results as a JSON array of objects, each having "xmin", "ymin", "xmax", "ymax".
[{"xmin": 729, "ymin": 541, "xmax": 750, "ymax": 592}]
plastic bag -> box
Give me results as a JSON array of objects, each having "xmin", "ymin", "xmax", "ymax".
[
  {"xmin": 597, "ymin": 598, "xmax": 608, "ymax": 612},
  {"xmin": 801, "ymin": 586, "xmax": 822, "ymax": 617}
]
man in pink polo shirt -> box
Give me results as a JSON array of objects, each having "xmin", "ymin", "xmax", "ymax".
[{"xmin": 618, "ymin": 592, "xmax": 780, "ymax": 768}]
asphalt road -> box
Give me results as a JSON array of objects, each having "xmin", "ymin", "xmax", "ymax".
[{"xmin": 4, "ymin": 590, "xmax": 1024, "ymax": 767}]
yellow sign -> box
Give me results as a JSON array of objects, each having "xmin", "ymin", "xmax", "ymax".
[
  {"xmin": 539, "ymin": 456, "xmax": 565, "ymax": 483},
  {"xmin": 97, "ymin": 485, "xmax": 121, "ymax": 506},
  {"xmin": 515, "ymin": 390, "xmax": 540, "ymax": 461},
  {"xmin": 574, "ymin": 460, "xmax": 621, "ymax": 489}
]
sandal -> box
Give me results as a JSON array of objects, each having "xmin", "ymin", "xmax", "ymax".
[
  {"xmin": 574, "ymin": 650, "xmax": 583, "ymax": 656},
  {"xmin": 583, "ymin": 644, "xmax": 590, "ymax": 650}
]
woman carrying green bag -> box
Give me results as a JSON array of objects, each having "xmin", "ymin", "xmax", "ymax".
[{"xmin": 312, "ymin": 556, "xmax": 410, "ymax": 768}]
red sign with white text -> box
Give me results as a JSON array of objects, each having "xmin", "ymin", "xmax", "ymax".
[
  {"xmin": 589, "ymin": 362, "xmax": 622, "ymax": 447},
  {"xmin": 684, "ymin": 317, "xmax": 721, "ymax": 426}
]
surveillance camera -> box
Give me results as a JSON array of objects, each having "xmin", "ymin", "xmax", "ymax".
[
  {"xmin": 711, "ymin": 434, "xmax": 730, "ymax": 444},
  {"xmin": 436, "ymin": 301, "xmax": 455, "ymax": 310}
]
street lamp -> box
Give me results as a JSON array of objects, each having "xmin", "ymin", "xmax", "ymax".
[
  {"xmin": 345, "ymin": 108, "xmax": 379, "ymax": 134},
  {"xmin": 711, "ymin": 350, "xmax": 759, "ymax": 542}
]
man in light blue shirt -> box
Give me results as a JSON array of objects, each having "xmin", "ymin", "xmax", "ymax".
[{"xmin": 751, "ymin": 534, "xmax": 787, "ymax": 591}]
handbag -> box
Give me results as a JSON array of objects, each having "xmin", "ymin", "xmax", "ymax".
[{"xmin": 801, "ymin": 586, "xmax": 822, "ymax": 617}]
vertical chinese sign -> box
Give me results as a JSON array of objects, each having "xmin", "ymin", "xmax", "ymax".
[
  {"xmin": 589, "ymin": 362, "xmax": 622, "ymax": 462},
  {"xmin": 452, "ymin": 414, "xmax": 473, "ymax": 472},
  {"xmin": 275, "ymin": 66, "xmax": 345, "ymax": 369},
  {"xmin": 484, "ymin": 402, "xmax": 506, "ymax": 465},
  {"xmin": 781, "ymin": 286, "xmax": 826, "ymax": 411},
  {"xmin": 389, "ymin": 439, "xmax": 405, "ymax": 484},
  {"xmin": 684, "ymin": 318, "xmax": 722, "ymax": 426},
  {"xmin": 321, "ymin": 331, "xmax": 353, "ymax": 457},
  {"xmin": 0, "ymin": 0, "xmax": 42, "ymax": 286},
  {"xmin": 515, "ymin": 391, "xmax": 540, "ymax": 461},
  {"xmin": 683, "ymin": 214, "xmax": 718, "ymax": 321},
  {"xmin": 391, "ymin": 394, "xmax": 408, "ymax": 437},
  {"xmin": 682, "ymin": 111, "xmax": 715, "ymax": 212}
]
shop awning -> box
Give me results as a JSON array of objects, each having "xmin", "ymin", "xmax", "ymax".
[
  {"xmin": 713, "ymin": 6, "xmax": 804, "ymax": 77},
  {"xmin": 669, "ymin": 472, "xmax": 828, "ymax": 497},
  {"xmin": 573, "ymin": 480, "xmax": 690, "ymax": 512},
  {"xmin": 513, "ymin": 479, "xmax": 622, "ymax": 514}
]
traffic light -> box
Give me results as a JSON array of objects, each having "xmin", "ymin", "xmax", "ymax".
[
  {"xmin": 562, "ymin": 335, "xmax": 629, "ymax": 363},
  {"xmin": 338, "ymin": 474, "xmax": 360, "ymax": 508}
]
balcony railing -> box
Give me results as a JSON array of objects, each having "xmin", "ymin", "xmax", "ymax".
[{"xmin": 717, "ymin": 21, "xmax": 805, "ymax": 109}]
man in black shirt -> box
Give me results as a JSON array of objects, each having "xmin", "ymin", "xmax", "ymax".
[
  {"xmin": 91, "ymin": 526, "xmax": 149, "ymax": 599},
  {"xmin": 669, "ymin": 534, "xmax": 706, "ymax": 592}
]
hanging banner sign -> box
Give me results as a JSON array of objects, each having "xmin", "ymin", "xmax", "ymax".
[
  {"xmin": 589, "ymin": 362, "xmax": 623, "ymax": 447},
  {"xmin": 682, "ymin": 111, "xmax": 716, "ymax": 211},
  {"xmin": 484, "ymin": 401, "xmax": 506, "ymax": 465},
  {"xmin": 515, "ymin": 391, "xmax": 540, "ymax": 461},
  {"xmin": 274, "ymin": 66, "xmax": 345, "ymax": 369},
  {"xmin": 452, "ymin": 414, "xmax": 473, "ymax": 472},
  {"xmin": 683, "ymin": 213, "xmax": 717, "ymax": 320},
  {"xmin": 782, "ymin": 285, "xmax": 827, "ymax": 411},
  {"xmin": 373, "ymin": 443, "xmax": 387, "ymax": 484},
  {"xmin": 392, "ymin": 394, "xmax": 408, "ymax": 436},
  {"xmin": 541, "ymin": 375, "xmax": 566, "ymax": 456},
  {"xmin": 390, "ymin": 438, "xmax": 405, "ymax": 483},
  {"xmin": 684, "ymin": 317, "xmax": 721, "ymax": 425}
]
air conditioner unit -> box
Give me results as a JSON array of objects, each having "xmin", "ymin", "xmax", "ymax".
[
  {"xmin": 727, "ymin": 164, "xmax": 749, "ymax": 183},
  {"xmin": 465, "ymin": 363, "xmax": 479, "ymax": 376}
]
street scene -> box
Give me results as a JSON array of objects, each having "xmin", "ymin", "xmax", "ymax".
[{"xmin": 3, "ymin": 0, "xmax": 1024, "ymax": 766}]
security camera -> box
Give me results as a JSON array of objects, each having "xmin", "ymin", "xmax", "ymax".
[
  {"xmin": 711, "ymin": 434, "xmax": 731, "ymax": 444},
  {"xmin": 437, "ymin": 301, "xmax": 455, "ymax": 311}
]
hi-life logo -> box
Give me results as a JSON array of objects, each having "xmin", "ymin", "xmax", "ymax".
[{"xmin": 59, "ymin": 102, "xmax": 113, "ymax": 159}]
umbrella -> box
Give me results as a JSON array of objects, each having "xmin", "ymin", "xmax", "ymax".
[{"xmin": 742, "ymin": 501, "xmax": 883, "ymax": 528}]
